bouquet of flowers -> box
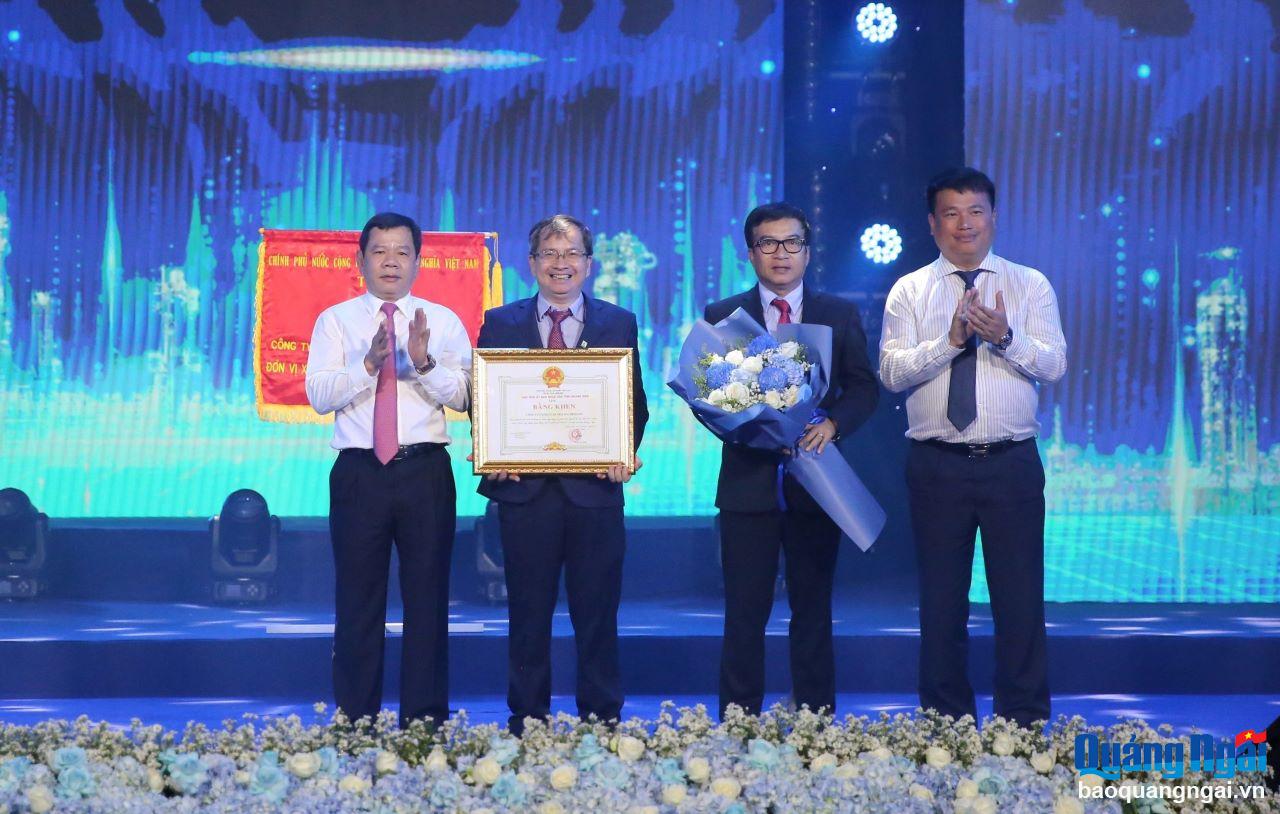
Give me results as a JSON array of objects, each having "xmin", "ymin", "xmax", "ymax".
[{"xmin": 669, "ymin": 308, "xmax": 885, "ymax": 551}]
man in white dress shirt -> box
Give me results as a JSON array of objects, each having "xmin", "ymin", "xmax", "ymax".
[
  {"xmin": 879, "ymin": 168, "xmax": 1066, "ymax": 728},
  {"xmin": 305, "ymin": 212, "xmax": 472, "ymax": 727}
]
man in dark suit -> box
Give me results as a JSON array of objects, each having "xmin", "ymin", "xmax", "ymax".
[
  {"xmin": 477, "ymin": 214, "xmax": 649, "ymax": 735},
  {"xmin": 704, "ymin": 201, "xmax": 879, "ymax": 718}
]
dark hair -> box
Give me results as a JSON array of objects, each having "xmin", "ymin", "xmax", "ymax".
[
  {"xmin": 926, "ymin": 167, "xmax": 996, "ymax": 213},
  {"xmin": 359, "ymin": 212, "xmax": 422, "ymax": 255},
  {"xmin": 743, "ymin": 202, "xmax": 812, "ymax": 249},
  {"xmin": 528, "ymin": 214, "xmax": 593, "ymax": 256}
]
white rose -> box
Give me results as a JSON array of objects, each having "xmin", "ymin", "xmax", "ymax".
[
  {"xmin": 782, "ymin": 385, "xmax": 800, "ymax": 407},
  {"xmin": 375, "ymin": 751, "xmax": 399, "ymax": 775},
  {"xmin": 710, "ymin": 776, "xmax": 741, "ymax": 799},
  {"xmin": 424, "ymin": 747, "xmax": 449, "ymax": 772},
  {"xmin": 973, "ymin": 796, "xmax": 997, "ymax": 814},
  {"xmin": 869, "ymin": 747, "xmax": 893, "ymax": 761},
  {"xmin": 517, "ymin": 771, "xmax": 537, "ymax": 786},
  {"xmin": 617, "ymin": 736, "xmax": 645, "ymax": 762},
  {"xmin": 234, "ymin": 770, "xmax": 251, "ymax": 786},
  {"xmin": 473, "ymin": 756, "xmax": 502, "ymax": 786},
  {"xmin": 777, "ymin": 341, "xmax": 800, "ymax": 358},
  {"xmin": 685, "ymin": 756, "xmax": 710, "ymax": 783},
  {"xmin": 925, "ymin": 746, "xmax": 952, "ymax": 767},
  {"xmin": 549, "ymin": 764, "xmax": 578, "ymax": 790},
  {"xmin": 539, "ymin": 803, "xmax": 566, "ymax": 814},
  {"xmin": 627, "ymin": 807, "xmax": 659, "ymax": 814},
  {"xmin": 763, "ymin": 390, "xmax": 784, "ymax": 409},
  {"xmin": 471, "ymin": 809, "xmax": 495, "ymax": 814},
  {"xmin": 1054, "ymin": 796, "xmax": 1084, "ymax": 814},
  {"xmin": 809, "ymin": 753, "xmax": 837, "ymax": 772},
  {"xmin": 724, "ymin": 381, "xmax": 749, "ymax": 402},
  {"xmin": 26, "ymin": 786, "xmax": 54, "ymax": 814},
  {"xmin": 834, "ymin": 762, "xmax": 858, "ymax": 779},
  {"xmin": 286, "ymin": 751, "xmax": 321, "ymax": 779},
  {"xmin": 909, "ymin": 783, "xmax": 934, "ymax": 800},
  {"xmin": 991, "ymin": 735, "xmax": 1015, "ymax": 756},
  {"xmin": 339, "ymin": 774, "xmax": 371, "ymax": 793},
  {"xmin": 724, "ymin": 349, "xmax": 744, "ymax": 365},
  {"xmin": 708, "ymin": 353, "xmax": 725, "ymax": 364},
  {"xmin": 1077, "ymin": 773, "xmax": 1104, "ymax": 790},
  {"xmin": 956, "ymin": 778, "xmax": 980, "ymax": 799},
  {"xmin": 741, "ymin": 356, "xmax": 764, "ymax": 374},
  {"xmin": 147, "ymin": 768, "xmax": 165, "ymax": 792},
  {"xmin": 706, "ymin": 388, "xmax": 726, "ymax": 406},
  {"xmin": 662, "ymin": 784, "xmax": 687, "ymax": 805},
  {"xmin": 1030, "ymin": 750, "xmax": 1056, "ymax": 774}
]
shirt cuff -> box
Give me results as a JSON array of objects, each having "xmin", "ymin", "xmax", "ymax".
[
  {"xmin": 931, "ymin": 334, "xmax": 966, "ymax": 361},
  {"xmin": 998, "ymin": 332, "xmax": 1032, "ymax": 365},
  {"xmin": 416, "ymin": 363, "xmax": 455, "ymax": 389},
  {"xmin": 347, "ymin": 356, "xmax": 377, "ymax": 391}
]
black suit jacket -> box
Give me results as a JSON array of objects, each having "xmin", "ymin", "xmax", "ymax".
[
  {"xmin": 703, "ymin": 287, "xmax": 878, "ymax": 513},
  {"xmin": 476, "ymin": 295, "xmax": 649, "ymax": 508}
]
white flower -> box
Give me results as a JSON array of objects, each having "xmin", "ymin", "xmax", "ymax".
[
  {"xmin": 473, "ymin": 756, "xmax": 502, "ymax": 786},
  {"xmin": 724, "ymin": 381, "xmax": 749, "ymax": 403},
  {"xmin": 286, "ymin": 751, "xmax": 321, "ymax": 779},
  {"xmin": 763, "ymin": 390, "xmax": 784, "ymax": 409},
  {"xmin": 741, "ymin": 355, "xmax": 764, "ymax": 374},
  {"xmin": 375, "ymin": 750, "xmax": 400, "ymax": 775},
  {"xmin": 424, "ymin": 747, "xmax": 449, "ymax": 772},
  {"xmin": 710, "ymin": 776, "xmax": 741, "ymax": 799},
  {"xmin": 147, "ymin": 768, "xmax": 165, "ymax": 792},
  {"xmin": 925, "ymin": 745, "xmax": 952, "ymax": 767},
  {"xmin": 517, "ymin": 771, "xmax": 537, "ymax": 786},
  {"xmin": 782, "ymin": 385, "xmax": 800, "ymax": 407},
  {"xmin": 973, "ymin": 796, "xmax": 997, "ymax": 814},
  {"xmin": 339, "ymin": 775, "xmax": 370, "ymax": 793},
  {"xmin": 777, "ymin": 341, "xmax": 800, "ymax": 358},
  {"xmin": 1053, "ymin": 796, "xmax": 1084, "ymax": 814},
  {"xmin": 724, "ymin": 349, "xmax": 745, "ymax": 365},
  {"xmin": 708, "ymin": 353, "xmax": 725, "ymax": 364},
  {"xmin": 809, "ymin": 753, "xmax": 837, "ymax": 772},
  {"xmin": 539, "ymin": 803, "xmax": 566, "ymax": 814},
  {"xmin": 991, "ymin": 734, "xmax": 1015, "ymax": 756},
  {"xmin": 706, "ymin": 388, "xmax": 727, "ymax": 406},
  {"xmin": 909, "ymin": 783, "xmax": 934, "ymax": 800},
  {"xmin": 834, "ymin": 762, "xmax": 858, "ymax": 779},
  {"xmin": 26, "ymin": 786, "xmax": 54, "ymax": 814},
  {"xmin": 549, "ymin": 764, "xmax": 578, "ymax": 790},
  {"xmin": 662, "ymin": 784, "xmax": 687, "ymax": 805},
  {"xmin": 627, "ymin": 807, "xmax": 659, "ymax": 814},
  {"xmin": 234, "ymin": 770, "xmax": 251, "ymax": 785},
  {"xmin": 1077, "ymin": 772, "xmax": 1104, "ymax": 789},
  {"xmin": 956, "ymin": 778, "xmax": 980, "ymax": 799},
  {"xmin": 471, "ymin": 809, "xmax": 495, "ymax": 814},
  {"xmin": 617, "ymin": 736, "xmax": 645, "ymax": 762},
  {"xmin": 685, "ymin": 756, "xmax": 710, "ymax": 783},
  {"xmin": 869, "ymin": 746, "xmax": 893, "ymax": 761},
  {"xmin": 1030, "ymin": 750, "xmax": 1056, "ymax": 773}
]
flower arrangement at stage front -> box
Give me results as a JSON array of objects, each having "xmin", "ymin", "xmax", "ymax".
[{"xmin": 694, "ymin": 334, "xmax": 813, "ymax": 413}]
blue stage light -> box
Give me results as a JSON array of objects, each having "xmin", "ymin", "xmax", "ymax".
[
  {"xmin": 6, "ymin": 30, "xmax": 19, "ymax": 43},
  {"xmin": 760, "ymin": 59, "xmax": 777, "ymax": 75},
  {"xmin": 860, "ymin": 223, "xmax": 902, "ymax": 264},
  {"xmin": 855, "ymin": 4, "xmax": 898, "ymax": 44},
  {"xmin": 1137, "ymin": 63, "xmax": 1151, "ymax": 79}
]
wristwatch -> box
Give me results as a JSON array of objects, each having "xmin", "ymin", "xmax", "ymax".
[
  {"xmin": 995, "ymin": 328, "xmax": 1014, "ymax": 352},
  {"xmin": 414, "ymin": 354, "xmax": 437, "ymax": 375}
]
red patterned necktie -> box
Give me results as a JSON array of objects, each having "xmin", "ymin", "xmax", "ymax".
[
  {"xmin": 546, "ymin": 307, "xmax": 570, "ymax": 349},
  {"xmin": 772, "ymin": 297, "xmax": 792, "ymax": 325},
  {"xmin": 372, "ymin": 301, "xmax": 399, "ymax": 465}
]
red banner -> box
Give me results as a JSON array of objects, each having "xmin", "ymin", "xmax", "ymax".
[{"xmin": 254, "ymin": 229, "xmax": 502, "ymax": 422}]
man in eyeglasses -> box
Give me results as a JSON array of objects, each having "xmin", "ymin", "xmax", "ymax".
[
  {"xmin": 475, "ymin": 214, "xmax": 648, "ymax": 735},
  {"xmin": 704, "ymin": 202, "xmax": 879, "ymax": 718}
]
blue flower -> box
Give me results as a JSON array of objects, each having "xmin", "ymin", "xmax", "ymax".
[
  {"xmin": 249, "ymin": 755, "xmax": 290, "ymax": 804},
  {"xmin": 729, "ymin": 366, "xmax": 756, "ymax": 385},
  {"xmin": 593, "ymin": 755, "xmax": 631, "ymax": 790},
  {"xmin": 653, "ymin": 757, "xmax": 685, "ymax": 785},
  {"xmin": 51, "ymin": 746, "xmax": 88, "ymax": 773},
  {"xmin": 428, "ymin": 774, "xmax": 462, "ymax": 809},
  {"xmin": 746, "ymin": 738, "xmax": 780, "ymax": 771},
  {"xmin": 705, "ymin": 361, "xmax": 735, "ymax": 389},
  {"xmin": 973, "ymin": 765, "xmax": 1009, "ymax": 796},
  {"xmin": 747, "ymin": 334, "xmax": 779, "ymax": 356},
  {"xmin": 487, "ymin": 735, "xmax": 520, "ymax": 767},
  {"xmin": 773, "ymin": 357, "xmax": 805, "ymax": 386},
  {"xmin": 0, "ymin": 757, "xmax": 30, "ymax": 794},
  {"xmin": 575, "ymin": 734, "xmax": 606, "ymax": 771},
  {"xmin": 316, "ymin": 746, "xmax": 340, "ymax": 777},
  {"xmin": 757, "ymin": 366, "xmax": 789, "ymax": 392},
  {"xmin": 55, "ymin": 764, "xmax": 96, "ymax": 799},
  {"xmin": 167, "ymin": 753, "xmax": 209, "ymax": 795},
  {"xmin": 489, "ymin": 772, "xmax": 528, "ymax": 807}
]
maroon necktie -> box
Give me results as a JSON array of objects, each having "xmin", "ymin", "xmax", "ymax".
[
  {"xmin": 546, "ymin": 308, "xmax": 570, "ymax": 349},
  {"xmin": 772, "ymin": 297, "xmax": 792, "ymax": 325},
  {"xmin": 372, "ymin": 302, "xmax": 399, "ymax": 464}
]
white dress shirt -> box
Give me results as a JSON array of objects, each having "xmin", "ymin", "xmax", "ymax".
[
  {"xmin": 306, "ymin": 292, "xmax": 472, "ymax": 449},
  {"xmin": 535, "ymin": 294, "xmax": 585, "ymax": 348},
  {"xmin": 758, "ymin": 282, "xmax": 804, "ymax": 332},
  {"xmin": 879, "ymin": 252, "xmax": 1066, "ymax": 443}
]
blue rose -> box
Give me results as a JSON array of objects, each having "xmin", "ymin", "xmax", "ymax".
[
  {"xmin": 51, "ymin": 746, "xmax": 87, "ymax": 773},
  {"xmin": 593, "ymin": 755, "xmax": 630, "ymax": 790},
  {"xmin": 55, "ymin": 764, "xmax": 96, "ymax": 799},
  {"xmin": 973, "ymin": 766, "xmax": 1008, "ymax": 796},
  {"xmin": 746, "ymin": 738, "xmax": 780, "ymax": 772},
  {"xmin": 487, "ymin": 735, "xmax": 520, "ymax": 767},
  {"xmin": 575, "ymin": 734, "xmax": 606, "ymax": 771},
  {"xmin": 725, "ymin": 804, "xmax": 748, "ymax": 814},
  {"xmin": 249, "ymin": 759, "xmax": 290, "ymax": 804},
  {"xmin": 0, "ymin": 757, "xmax": 31, "ymax": 794},
  {"xmin": 489, "ymin": 772, "xmax": 528, "ymax": 807},
  {"xmin": 316, "ymin": 746, "xmax": 340, "ymax": 777},
  {"xmin": 428, "ymin": 774, "xmax": 462, "ymax": 809},
  {"xmin": 705, "ymin": 361, "xmax": 735, "ymax": 390},
  {"xmin": 166, "ymin": 753, "xmax": 209, "ymax": 795},
  {"xmin": 747, "ymin": 334, "xmax": 779, "ymax": 356},
  {"xmin": 757, "ymin": 366, "xmax": 789, "ymax": 392},
  {"xmin": 652, "ymin": 757, "xmax": 685, "ymax": 785}
]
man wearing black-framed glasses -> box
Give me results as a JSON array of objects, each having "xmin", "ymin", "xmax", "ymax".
[{"xmin": 704, "ymin": 201, "xmax": 879, "ymax": 719}]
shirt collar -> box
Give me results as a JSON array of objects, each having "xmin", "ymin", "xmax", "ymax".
[
  {"xmin": 361, "ymin": 291, "xmax": 415, "ymax": 316},
  {"xmin": 933, "ymin": 252, "xmax": 999, "ymax": 279},
  {"xmin": 757, "ymin": 281, "xmax": 803, "ymax": 311},
  {"xmin": 536, "ymin": 293, "xmax": 584, "ymax": 319}
]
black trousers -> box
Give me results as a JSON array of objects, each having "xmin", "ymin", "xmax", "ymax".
[
  {"xmin": 328, "ymin": 446, "xmax": 456, "ymax": 726},
  {"xmin": 907, "ymin": 439, "xmax": 1050, "ymax": 728},
  {"xmin": 498, "ymin": 480, "xmax": 626, "ymax": 734},
  {"xmin": 718, "ymin": 508, "xmax": 841, "ymax": 718}
]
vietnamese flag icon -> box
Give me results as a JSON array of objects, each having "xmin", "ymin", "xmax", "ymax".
[{"xmin": 1235, "ymin": 729, "xmax": 1268, "ymax": 748}]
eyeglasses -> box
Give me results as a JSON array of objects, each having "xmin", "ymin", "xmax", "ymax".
[
  {"xmin": 752, "ymin": 237, "xmax": 807, "ymax": 255},
  {"xmin": 532, "ymin": 248, "xmax": 591, "ymax": 262}
]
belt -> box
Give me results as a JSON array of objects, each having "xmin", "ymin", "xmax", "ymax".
[
  {"xmin": 339, "ymin": 442, "xmax": 446, "ymax": 462},
  {"xmin": 916, "ymin": 438, "xmax": 1032, "ymax": 458}
]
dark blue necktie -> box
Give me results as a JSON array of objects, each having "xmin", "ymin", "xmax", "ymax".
[{"xmin": 946, "ymin": 270, "xmax": 981, "ymax": 432}]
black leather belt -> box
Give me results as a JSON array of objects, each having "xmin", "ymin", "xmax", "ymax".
[
  {"xmin": 917, "ymin": 438, "xmax": 1032, "ymax": 458},
  {"xmin": 340, "ymin": 442, "xmax": 446, "ymax": 462}
]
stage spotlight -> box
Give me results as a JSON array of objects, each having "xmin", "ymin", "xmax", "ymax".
[
  {"xmin": 0, "ymin": 488, "xmax": 48, "ymax": 599},
  {"xmin": 860, "ymin": 223, "xmax": 903, "ymax": 264},
  {"xmin": 855, "ymin": 3, "xmax": 898, "ymax": 44},
  {"xmin": 209, "ymin": 489, "xmax": 279, "ymax": 603}
]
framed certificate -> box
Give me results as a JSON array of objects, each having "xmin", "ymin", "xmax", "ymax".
[{"xmin": 471, "ymin": 348, "xmax": 636, "ymax": 474}]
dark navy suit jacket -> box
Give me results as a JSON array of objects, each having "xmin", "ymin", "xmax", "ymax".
[
  {"xmin": 703, "ymin": 287, "xmax": 878, "ymax": 513},
  {"xmin": 476, "ymin": 295, "xmax": 649, "ymax": 508}
]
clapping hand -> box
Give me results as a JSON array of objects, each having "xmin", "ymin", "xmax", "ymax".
[
  {"xmin": 364, "ymin": 319, "xmax": 392, "ymax": 375},
  {"xmin": 967, "ymin": 291, "xmax": 1009, "ymax": 344},
  {"xmin": 948, "ymin": 288, "xmax": 979, "ymax": 348},
  {"xmin": 407, "ymin": 308, "xmax": 432, "ymax": 369}
]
